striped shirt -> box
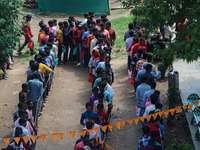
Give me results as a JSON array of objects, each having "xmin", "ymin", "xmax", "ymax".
[{"xmin": 136, "ymin": 59, "xmax": 147, "ymax": 72}]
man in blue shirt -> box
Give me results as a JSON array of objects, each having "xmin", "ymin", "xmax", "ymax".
[
  {"xmin": 80, "ymin": 102, "xmax": 98, "ymax": 126},
  {"xmin": 136, "ymin": 76, "xmax": 151, "ymax": 116},
  {"xmin": 144, "ymin": 81, "xmax": 161, "ymax": 104}
]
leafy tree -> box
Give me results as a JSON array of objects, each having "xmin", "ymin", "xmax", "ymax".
[
  {"xmin": 123, "ymin": 0, "xmax": 200, "ymax": 77},
  {"xmin": 0, "ymin": 0, "xmax": 21, "ymax": 66}
]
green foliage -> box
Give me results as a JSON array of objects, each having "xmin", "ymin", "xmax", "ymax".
[
  {"xmin": 111, "ymin": 16, "xmax": 135, "ymax": 49},
  {"xmin": 123, "ymin": 0, "xmax": 200, "ymax": 71},
  {"xmin": 0, "ymin": 0, "xmax": 21, "ymax": 66},
  {"xmin": 167, "ymin": 87, "xmax": 180, "ymax": 109},
  {"xmin": 166, "ymin": 139, "xmax": 194, "ymax": 150}
]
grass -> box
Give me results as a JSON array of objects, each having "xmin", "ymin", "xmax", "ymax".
[
  {"xmin": 111, "ymin": 16, "xmax": 134, "ymax": 50},
  {"xmin": 15, "ymin": 41, "xmax": 39, "ymax": 64}
]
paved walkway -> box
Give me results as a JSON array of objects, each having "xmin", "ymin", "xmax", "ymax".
[{"xmin": 174, "ymin": 58, "xmax": 200, "ymax": 150}]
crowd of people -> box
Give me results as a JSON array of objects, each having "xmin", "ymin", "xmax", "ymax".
[
  {"xmin": 123, "ymin": 20, "xmax": 176, "ymax": 149},
  {"xmin": 1, "ymin": 10, "xmax": 183, "ymax": 150},
  {"xmin": 3, "ymin": 12, "xmax": 116, "ymax": 150}
]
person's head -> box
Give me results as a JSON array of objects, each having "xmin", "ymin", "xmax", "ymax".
[
  {"xmin": 39, "ymin": 51, "xmax": 47, "ymax": 59},
  {"xmin": 152, "ymin": 131, "xmax": 160, "ymax": 140},
  {"xmin": 96, "ymin": 68, "xmax": 103, "ymax": 77},
  {"xmin": 46, "ymin": 42, "xmax": 53, "ymax": 49},
  {"xmin": 36, "ymin": 55, "xmax": 43, "ymax": 63},
  {"xmin": 99, "ymin": 82, "xmax": 106, "ymax": 92},
  {"xmin": 49, "ymin": 32, "xmax": 54, "ymax": 38},
  {"xmin": 48, "ymin": 37, "xmax": 54, "ymax": 43},
  {"xmin": 69, "ymin": 16, "xmax": 75, "ymax": 21},
  {"xmin": 86, "ymin": 121, "xmax": 93, "ymax": 129},
  {"xmin": 97, "ymin": 103, "xmax": 104, "ymax": 113},
  {"xmin": 44, "ymin": 27, "xmax": 49, "ymax": 35},
  {"xmin": 148, "ymin": 138, "xmax": 156, "ymax": 147},
  {"xmin": 75, "ymin": 20, "xmax": 79, "ymax": 27},
  {"xmin": 21, "ymin": 83, "xmax": 28, "ymax": 92},
  {"xmin": 52, "ymin": 19, "xmax": 57, "ymax": 26},
  {"xmin": 18, "ymin": 102, "xmax": 26, "ymax": 110},
  {"xmin": 68, "ymin": 19, "xmax": 73, "ymax": 26},
  {"xmin": 105, "ymin": 55, "xmax": 111, "ymax": 63},
  {"xmin": 89, "ymin": 138, "xmax": 96, "ymax": 148},
  {"xmin": 41, "ymin": 39, "xmax": 46, "ymax": 46},
  {"xmin": 105, "ymin": 63, "xmax": 111, "ymax": 70},
  {"xmin": 31, "ymin": 62, "xmax": 39, "ymax": 71},
  {"xmin": 128, "ymin": 23, "xmax": 133, "ymax": 30},
  {"xmin": 100, "ymin": 23, "xmax": 105, "ymax": 31},
  {"xmin": 29, "ymin": 60, "xmax": 35, "ymax": 66},
  {"xmin": 89, "ymin": 115, "xmax": 96, "ymax": 125},
  {"xmin": 89, "ymin": 12, "xmax": 95, "ymax": 18},
  {"xmin": 58, "ymin": 22, "xmax": 64, "ymax": 29},
  {"xmin": 96, "ymin": 19, "xmax": 102, "ymax": 26},
  {"xmin": 142, "ymin": 125, "xmax": 150, "ymax": 135},
  {"xmin": 154, "ymin": 90, "xmax": 160, "ymax": 97},
  {"xmin": 31, "ymin": 72, "xmax": 40, "ymax": 80},
  {"xmin": 150, "ymin": 94, "xmax": 158, "ymax": 105},
  {"xmin": 146, "ymin": 64, "xmax": 153, "ymax": 73},
  {"xmin": 48, "ymin": 20, "xmax": 54, "ymax": 27},
  {"xmin": 25, "ymin": 14, "xmax": 32, "ymax": 22},
  {"xmin": 137, "ymin": 46, "xmax": 144, "ymax": 54},
  {"xmin": 19, "ymin": 118, "xmax": 27, "ymax": 127},
  {"xmin": 39, "ymin": 21, "xmax": 44, "ymax": 28},
  {"xmin": 41, "ymin": 24, "xmax": 47, "ymax": 31},
  {"xmin": 92, "ymin": 87, "xmax": 98, "ymax": 97},
  {"xmin": 93, "ymin": 49, "xmax": 99, "ymax": 58},
  {"xmin": 101, "ymin": 14, "xmax": 107, "ymax": 20},
  {"xmin": 15, "ymin": 127, "xmax": 23, "ymax": 137},
  {"xmin": 150, "ymin": 81, "xmax": 156, "ymax": 89},
  {"xmin": 44, "ymin": 46, "xmax": 51, "ymax": 56},
  {"xmin": 140, "ymin": 75, "xmax": 147, "ymax": 83},
  {"xmin": 83, "ymin": 131, "xmax": 90, "ymax": 144},
  {"xmin": 98, "ymin": 38, "xmax": 105, "ymax": 47},
  {"xmin": 84, "ymin": 13, "xmax": 89, "ymax": 19},
  {"xmin": 101, "ymin": 69, "xmax": 107, "ymax": 77},
  {"xmin": 129, "ymin": 30, "xmax": 134, "ymax": 37},
  {"xmin": 19, "ymin": 110, "xmax": 28, "ymax": 119},
  {"xmin": 140, "ymin": 38, "xmax": 145, "ymax": 45},
  {"xmin": 63, "ymin": 20, "xmax": 68, "ymax": 28},
  {"xmin": 27, "ymin": 101, "xmax": 34, "ymax": 110},
  {"xmin": 97, "ymin": 92, "xmax": 104, "ymax": 102},
  {"xmin": 99, "ymin": 51, "xmax": 105, "ymax": 61},
  {"xmin": 90, "ymin": 27, "xmax": 98, "ymax": 34},
  {"xmin": 86, "ymin": 102, "xmax": 92, "ymax": 113},
  {"xmin": 106, "ymin": 21, "xmax": 111, "ymax": 29}
]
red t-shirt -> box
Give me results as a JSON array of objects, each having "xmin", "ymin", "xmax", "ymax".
[
  {"xmin": 95, "ymin": 110, "xmax": 108, "ymax": 125},
  {"xmin": 131, "ymin": 43, "xmax": 147, "ymax": 59},
  {"xmin": 144, "ymin": 123, "xmax": 161, "ymax": 144}
]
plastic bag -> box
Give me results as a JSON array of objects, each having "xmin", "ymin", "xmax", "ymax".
[
  {"xmin": 81, "ymin": 50, "xmax": 85, "ymax": 59},
  {"xmin": 128, "ymin": 70, "xmax": 132, "ymax": 79},
  {"xmin": 136, "ymin": 106, "xmax": 141, "ymax": 118},
  {"xmin": 88, "ymin": 73, "xmax": 92, "ymax": 83},
  {"xmin": 55, "ymin": 58, "xmax": 58, "ymax": 65},
  {"xmin": 131, "ymin": 76, "xmax": 135, "ymax": 85},
  {"xmin": 0, "ymin": 69, "xmax": 4, "ymax": 75},
  {"xmin": 27, "ymin": 40, "xmax": 33, "ymax": 49},
  {"xmin": 73, "ymin": 48, "xmax": 77, "ymax": 55},
  {"xmin": 63, "ymin": 47, "xmax": 66, "ymax": 53}
]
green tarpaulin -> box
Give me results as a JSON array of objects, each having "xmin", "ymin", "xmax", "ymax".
[{"xmin": 38, "ymin": 0, "xmax": 110, "ymax": 15}]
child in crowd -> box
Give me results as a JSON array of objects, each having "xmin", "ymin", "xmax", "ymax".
[
  {"xmin": 19, "ymin": 83, "xmax": 29, "ymax": 105},
  {"xmin": 95, "ymin": 103, "xmax": 108, "ymax": 126},
  {"xmin": 93, "ymin": 92, "xmax": 108, "ymax": 112},
  {"xmin": 90, "ymin": 87, "xmax": 98, "ymax": 109}
]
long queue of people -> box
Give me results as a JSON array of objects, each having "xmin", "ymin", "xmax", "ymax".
[
  {"xmin": 124, "ymin": 21, "xmax": 170, "ymax": 150},
  {"xmin": 2, "ymin": 12, "xmax": 116, "ymax": 150}
]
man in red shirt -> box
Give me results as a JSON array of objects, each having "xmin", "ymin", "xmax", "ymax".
[
  {"xmin": 18, "ymin": 15, "xmax": 34, "ymax": 55},
  {"xmin": 128, "ymin": 38, "xmax": 147, "ymax": 59},
  {"xmin": 95, "ymin": 103, "xmax": 108, "ymax": 126},
  {"xmin": 144, "ymin": 116, "xmax": 162, "ymax": 144},
  {"xmin": 73, "ymin": 22, "xmax": 83, "ymax": 65}
]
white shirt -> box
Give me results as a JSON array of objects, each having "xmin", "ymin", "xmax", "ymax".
[
  {"xmin": 90, "ymin": 38, "xmax": 98, "ymax": 55},
  {"xmin": 88, "ymin": 57, "xmax": 96, "ymax": 75},
  {"xmin": 83, "ymin": 18, "xmax": 88, "ymax": 24},
  {"xmin": 106, "ymin": 84, "xmax": 115, "ymax": 98},
  {"xmin": 143, "ymin": 104, "xmax": 156, "ymax": 116},
  {"xmin": 12, "ymin": 125, "xmax": 29, "ymax": 138},
  {"xmin": 52, "ymin": 44, "xmax": 58, "ymax": 58},
  {"xmin": 52, "ymin": 26, "xmax": 57, "ymax": 35}
]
